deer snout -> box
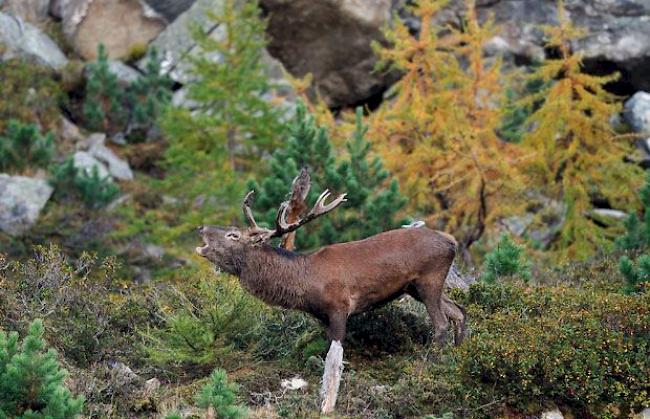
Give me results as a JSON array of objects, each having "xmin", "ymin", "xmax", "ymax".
[{"xmin": 197, "ymin": 225, "xmax": 204, "ymax": 235}]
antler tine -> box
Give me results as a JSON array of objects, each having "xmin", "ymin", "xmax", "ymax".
[
  {"xmin": 309, "ymin": 190, "xmax": 348, "ymax": 216},
  {"xmin": 271, "ymin": 190, "xmax": 347, "ymax": 237},
  {"xmin": 242, "ymin": 190, "xmax": 259, "ymax": 228}
]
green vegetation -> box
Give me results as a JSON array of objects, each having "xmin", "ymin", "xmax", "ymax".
[
  {"xmin": 619, "ymin": 255, "xmax": 650, "ymax": 294},
  {"xmin": 0, "ymin": 319, "xmax": 84, "ymax": 418},
  {"xmin": 195, "ymin": 369, "xmax": 247, "ymax": 419},
  {"xmin": 50, "ymin": 159, "xmax": 119, "ymax": 209},
  {"xmin": 249, "ymin": 103, "xmax": 407, "ymax": 250},
  {"xmin": 0, "ymin": 120, "xmax": 54, "ymax": 173},
  {"xmin": 83, "ymin": 44, "xmax": 125, "ymax": 132},
  {"xmin": 0, "ymin": 58, "xmax": 62, "ymax": 133},
  {"xmin": 481, "ymin": 233, "xmax": 530, "ymax": 283}
]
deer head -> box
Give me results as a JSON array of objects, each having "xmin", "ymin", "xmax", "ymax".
[{"xmin": 196, "ymin": 182, "xmax": 347, "ymax": 273}]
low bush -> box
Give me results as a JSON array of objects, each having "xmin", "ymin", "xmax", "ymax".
[
  {"xmin": 456, "ymin": 282, "xmax": 650, "ymax": 416},
  {"xmin": 0, "ymin": 319, "xmax": 85, "ymax": 418},
  {"xmin": 481, "ymin": 233, "xmax": 530, "ymax": 283},
  {"xmin": 0, "ymin": 120, "xmax": 54, "ymax": 173},
  {"xmin": 50, "ymin": 159, "xmax": 119, "ymax": 209}
]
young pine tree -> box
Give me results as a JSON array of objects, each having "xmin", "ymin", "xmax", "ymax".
[
  {"xmin": 83, "ymin": 44, "xmax": 125, "ymax": 132},
  {"xmin": 162, "ymin": 0, "xmax": 284, "ymax": 172},
  {"xmin": 127, "ymin": 47, "xmax": 173, "ymax": 141},
  {"xmin": 249, "ymin": 102, "xmax": 407, "ymax": 250},
  {"xmin": 0, "ymin": 120, "xmax": 54, "ymax": 173},
  {"xmin": 195, "ymin": 369, "xmax": 246, "ymax": 419},
  {"xmin": 481, "ymin": 233, "xmax": 530, "ymax": 283},
  {"xmin": 0, "ymin": 319, "xmax": 84, "ymax": 418},
  {"xmin": 619, "ymin": 255, "xmax": 650, "ymax": 294},
  {"xmin": 616, "ymin": 170, "xmax": 650, "ymax": 250},
  {"xmin": 521, "ymin": 0, "xmax": 641, "ymax": 259},
  {"xmin": 370, "ymin": 0, "xmax": 523, "ymax": 250}
]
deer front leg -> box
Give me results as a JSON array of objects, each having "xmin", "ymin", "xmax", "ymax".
[{"xmin": 325, "ymin": 311, "xmax": 348, "ymax": 345}]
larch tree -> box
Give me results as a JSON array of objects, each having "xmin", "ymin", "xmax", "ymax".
[
  {"xmin": 520, "ymin": 0, "xmax": 641, "ymax": 259},
  {"xmin": 370, "ymin": 0, "xmax": 523, "ymax": 253}
]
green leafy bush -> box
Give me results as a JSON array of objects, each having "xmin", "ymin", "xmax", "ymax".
[
  {"xmin": 619, "ymin": 255, "xmax": 650, "ymax": 294},
  {"xmin": 457, "ymin": 283, "xmax": 650, "ymax": 416},
  {"xmin": 196, "ymin": 369, "xmax": 247, "ymax": 419},
  {"xmin": 0, "ymin": 319, "xmax": 85, "ymax": 418},
  {"xmin": 50, "ymin": 159, "xmax": 119, "ymax": 209},
  {"xmin": 83, "ymin": 44, "xmax": 126, "ymax": 132},
  {"xmin": 0, "ymin": 120, "xmax": 54, "ymax": 173},
  {"xmin": 481, "ymin": 233, "xmax": 530, "ymax": 283},
  {"xmin": 249, "ymin": 103, "xmax": 407, "ymax": 250}
]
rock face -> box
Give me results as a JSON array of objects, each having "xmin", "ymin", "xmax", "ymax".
[
  {"xmin": 261, "ymin": 0, "xmax": 395, "ymax": 108},
  {"xmin": 2, "ymin": 0, "xmax": 50, "ymax": 23},
  {"xmin": 624, "ymin": 91, "xmax": 650, "ymax": 135},
  {"xmin": 62, "ymin": 0, "xmax": 165, "ymax": 60},
  {"xmin": 0, "ymin": 174, "xmax": 53, "ymax": 236},
  {"xmin": 0, "ymin": 12, "xmax": 68, "ymax": 70},
  {"xmin": 76, "ymin": 133, "xmax": 134, "ymax": 181},
  {"xmin": 143, "ymin": 0, "xmax": 195, "ymax": 22},
  {"xmin": 467, "ymin": 0, "xmax": 650, "ymax": 93}
]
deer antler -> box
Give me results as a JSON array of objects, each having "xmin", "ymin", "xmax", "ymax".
[
  {"xmin": 241, "ymin": 178, "xmax": 347, "ymax": 245},
  {"xmin": 273, "ymin": 189, "xmax": 347, "ymax": 236}
]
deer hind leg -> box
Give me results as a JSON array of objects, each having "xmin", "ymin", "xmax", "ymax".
[
  {"xmin": 413, "ymin": 274, "xmax": 449, "ymax": 347},
  {"xmin": 441, "ymin": 294, "xmax": 466, "ymax": 346}
]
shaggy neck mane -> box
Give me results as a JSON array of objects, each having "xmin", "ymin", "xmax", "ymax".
[{"xmin": 238, "ymin": 245, "xmax": 308, "ymax": 310}]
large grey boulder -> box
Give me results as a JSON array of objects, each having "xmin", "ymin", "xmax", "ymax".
[
  {"xmin": 142, "ymin": 0, "xmax": 294, "ymax": 106},
  {"xmin": 0, "ymin": 12, "xmax": 68, "ymax": 70},
  {"xmin": 76, "ymin": 133, "xmax": 134, "ymax": 181},
  {"xmin": 2, "ymin": 0, "xmax": 50, "ymax": 23},
  {"xmin": 143, "ymin": 0, "xmax": 195, "ymax": 22},
  {"xmin": 61, "ymin": 0, "xmax": 165, "ymax": 60},
  {"xmin": 83, "ymin": 60, "xmax": 142, "ymax": 86},
  {"xmin": 262, "ymin": 0, "xmax": 395, "ymax": 108},
  {"xmin": 624, "ymin": 91, "xmax": 650, "ymax": 135},
  {"xmin": 0, "ymin": 174, "xmax": 53, "ymax": 236},
  {"xmin": 73, "ymin": 151, "xmax": 111, "ymax": 180}
]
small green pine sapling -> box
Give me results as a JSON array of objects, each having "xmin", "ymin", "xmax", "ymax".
[
  {"xmin": 127, "ymin": 47, "xmax": 173, "ymax": 140},
  {"xmin": 83, "ymin": 44, "xmax": 125, "ymax": 132},
  {"xmin": 616, "ymin": 171, "xmax": 650, "ymax": 250},
  {"xmin": 0, "ymin": 319, "xmax": 84, "ymax": 418},
  {"xmin": 619, "ymin": 255, "xmax": 650, "ymax": 294},
  {"xmin": 50, "ymin": 159, "xmax": 119, "ymax": 209},
  {"xmin": 0, "ymin": 120, "xmax": 54, "ymax": 172},
  {"xmin": 196, "ymin": 369, "xmax": 246, "ymax": 419},
  {"xmin": 481, "ymin": 233, "xmax": 531, "ymax": 283}
]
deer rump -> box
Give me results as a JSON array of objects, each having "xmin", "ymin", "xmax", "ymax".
[{"xmin": 196, "ymin": 184, "xmax": 466, "ymax": 347}]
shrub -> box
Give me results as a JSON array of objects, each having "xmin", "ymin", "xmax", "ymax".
[
  {"xmin": 619, "ymin": 255, "xmax": 650, "ymax": 294},
  {"xmin": 196, "ymin": 369, "xmax": 247, "ymax": 419},
  {"xmin": 0, "ymin": 319, "xmax": 85, "ymax": 418},
  {"xmin": 249, "ymin": 102, "xmax": 407, "ymax": 250},
  {"xmin": 0, "ymin": 120, "xmax": 54, "ymax": 173},
  {"xmin": 0, "ymin": 58, "xmax": 62, "ymax": 133},
  {"xmin": 50, "ymin": 159, "xmax": 119, "ymax": 209},
  {"xmin": 481, "ymin": 233, "xmax": 530, "ymax": 283},
  {"xmin": 126, "ymin": 47, "xmax": 173, "ymax": 141},
  {"xmin": 457, "ymin": 284, "xmax": 650, "ymax": 416},
  {"xmin": 616, "ymin": 170, "xmax": 650, "ymax": 251},
  {"xmin": 83, "ymin": 44, "xmax": 126, "ymax": 132}
]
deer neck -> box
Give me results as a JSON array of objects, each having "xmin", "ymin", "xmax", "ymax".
[{"xmin": 238, "ymin": 245, "xmax": 308, "ymax": 310}]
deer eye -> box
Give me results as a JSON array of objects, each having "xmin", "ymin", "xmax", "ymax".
[{"xmin": 225, "ymin": 231, "xmax": 241, "ymax": 241}]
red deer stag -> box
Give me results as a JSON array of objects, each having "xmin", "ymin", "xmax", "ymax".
[{"xmin": 196, "ymin": 187, "xmax": 466, "ymax": 346}]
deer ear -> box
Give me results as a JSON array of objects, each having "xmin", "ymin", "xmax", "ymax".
[{"xmin": 225, "ymin": 231, "xmax": 241, "ymax": 241}]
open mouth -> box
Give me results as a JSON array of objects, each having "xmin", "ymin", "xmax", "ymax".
[{"xmin": 196, "ymin": 236, "xmax": 209, "ymax": 256}]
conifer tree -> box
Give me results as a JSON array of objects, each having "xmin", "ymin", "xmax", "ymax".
[
  {"xmin": 83, "ymin": 44, "xmax": 125, "ymax": 132},
  {"xmin": 370, "ymin": 0, "xmax": 522, "ymax": 250},
  {"xmin": 195, "ymin": 369, "xmax": 246, "ymax": 419},
  {"xmin": 0, "ymin": 120, "xmax": 54, "ymax": 173},
  {"xmin": 249, "ymin": 102, "xmax": 407, "ymax": 250},
  {"xmin": 520, "ymin": 0, "xmax": 641, "ymax": 259},
  {"xmin": 619, "ymin": 255, "xmax": 650, "ymax": 294},
  {"xmin": 127, "ymin": 47, "xmax": 173, "ymax": 141},
  {"xmin": 481, "ymin": 233, "xmax": 531, "ymax": 283},
  {"xmin": 162, "ymin": 0, "xmax": 284, "ymax": 172},
  {"xmin": 0, "ymin": 319, "xmax": 84, "ymax": 418},
  {"xmin": 616, "ymin": 170, "xmax": 650, "ymax": 250}
]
